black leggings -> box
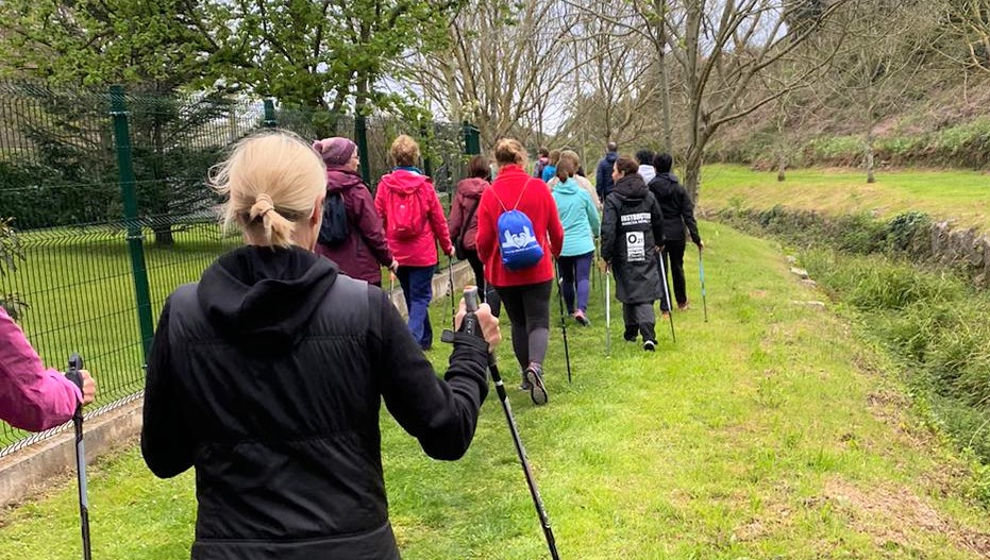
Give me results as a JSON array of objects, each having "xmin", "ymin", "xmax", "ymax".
[
  {"xmin": 660, "ymin": 239, "xmax": 687, "ymax": 311},
  {"xmin": 496, "ymin": 281, "xmax": 552, "ymax": 371},
  {"xmin": 464, "ymin": 250, "xmax": 501, "ymax": 316}
]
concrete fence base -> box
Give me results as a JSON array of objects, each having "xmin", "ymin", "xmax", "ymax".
[{"xmin": 0, "ymin": 261, "xmax": 475, "ymax": 508}]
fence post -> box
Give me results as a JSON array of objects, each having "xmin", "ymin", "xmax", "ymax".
[
  {"xmin": 463, "ymin": 122, "xmax": 481, "ymax": 155},
  {"xmin": 263, "ymin": 99, "xmax": 277, "ymax": 128},
  {"xmin": 418, "ymin": 124, "xmax": 433, "ymax": 178},
  {"xmin": 354, "ymin": 115, "xmax": 371, "ymax": 185},
  {"xmin": 110, "ymin": 85, "xmax": 155, "ymax": 361}
]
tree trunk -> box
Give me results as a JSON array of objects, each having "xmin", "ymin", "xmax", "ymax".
[
  {"xmin": 655, "ymin": 0, "xmax": 674, "ymax": 154},
  {"xmin": 777, "ymin": 153, "xmax": 787, "ymax": 182},
  {"xmin": 684, "ymin": 148, "xmax": 703, "ymax": 201},
  {"xmin": 865, "ymin": 125, "xmax": 876, "ymax": 184},
  {"xmin": 151, "ymin": 104, "xmax": 175, "ymax": 247}
]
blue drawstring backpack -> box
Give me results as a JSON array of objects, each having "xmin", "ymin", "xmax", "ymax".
[{"xmin": 494, "ymin": 182, "xmax": 544, "ymax": 270}]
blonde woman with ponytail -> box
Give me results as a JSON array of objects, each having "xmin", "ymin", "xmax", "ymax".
[{"xmin": 141, "ymin": 131, "xmax": 500, "ymax": 560}]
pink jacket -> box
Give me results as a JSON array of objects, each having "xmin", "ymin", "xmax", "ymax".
[
  {"xmin": 374, "ymin": 169, "xmax": 453, "ymax": 267},
  {"xmin": 0, "ymin": 309, "xmax": 81, "ymax": 431}
]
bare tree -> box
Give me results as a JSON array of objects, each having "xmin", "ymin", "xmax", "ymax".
[
  {"xmin": 411, "ymin": 0, "xmax": 578, "ymax": 148},
  {"xmin": 826, "ymin": 0, "xmax": 932, "ymax": 183},
  {"xmin": 942, "ymin": 0, "xmax": 990, "ymax": 73}
]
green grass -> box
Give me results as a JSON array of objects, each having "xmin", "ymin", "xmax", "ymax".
[
  {"xmin": 0, "ymin": 223, "xmax": 236, "ymax": 446},
  {"xmin": 700, "ymin": 164, "xmax": 990, "ymax": 231},
  {"xmin": 1, "ymin": 222, "xmax": 988, "ymax": 558}
]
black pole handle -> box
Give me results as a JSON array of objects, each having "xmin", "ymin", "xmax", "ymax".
[{"xmin": 66, "ymin": 353, "xmax": 85, "ymax": 421}]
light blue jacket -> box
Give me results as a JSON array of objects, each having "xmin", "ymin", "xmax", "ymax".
[{"xmin": 553, "ymin": 178, "xmax": 601, "ymax": 257}]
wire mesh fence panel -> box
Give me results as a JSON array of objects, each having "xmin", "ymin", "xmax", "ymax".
[{"xmin": 0, "ymin": 82, "xmax": 472, "ymax": 455}]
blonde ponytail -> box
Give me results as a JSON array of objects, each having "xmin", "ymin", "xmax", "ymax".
[{"xmin": 211, "ymin": 131, "xmax": 326, "ymax": 248}]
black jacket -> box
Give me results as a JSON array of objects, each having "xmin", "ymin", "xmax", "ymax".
[
  {"xmin": 648, "ymin": 172, "xmax": 701, "ymax": 243},
  {"xmin": 141, "ymin": 246, "xmax": 489, "ymax": 560},
  {"xmin": 602, "ymin": 174, "xmax": 665, "ymax": 304}
]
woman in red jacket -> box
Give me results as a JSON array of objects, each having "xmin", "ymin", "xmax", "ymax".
[
  {"xmin": 313, "ymin": 137, "xmax": 397, "ymax": 286},
  {"xmin": 476, "ymin": 138, "xmax": 564, "ymax": 405},
  {"xmin": 375, "ymin": 135, "xmax": 454, "ymax": 350}
]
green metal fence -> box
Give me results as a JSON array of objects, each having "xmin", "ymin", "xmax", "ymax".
[{"xmin": 0, "ymin": 82, "xmax": 480, "ymax": 456}]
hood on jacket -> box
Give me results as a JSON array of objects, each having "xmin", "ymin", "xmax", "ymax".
[
  {"xmin": 554, "ymin": 177, "xmax": 581, "ymax": 196},
  {"xmin": 649, "ymin": 172, "xmax": 680, "ymax": 198},
  {"xmin": 325, "ymin": 167, "xmax": 365, "ymax": 194},
  {"xmin": 378, "ymin": 169, "xmax": 431, "ymax": 195},
  {"xmin": 613, "ymin": 174, "xmax": 649, "ymax": 202},
  {"xmin": 605, "ymin": 152, "xmax": 618, "ymax": 164},
  {"xmin": 197, "ymin": 246, "xmax": 338, "ymax": 354},
  {"xmin": 457, "ymin": 177, "xmax": 488, "ymax": 200}
]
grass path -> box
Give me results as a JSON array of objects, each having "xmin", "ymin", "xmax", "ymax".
[
  {"xmin": 701, "ymin": 164, "xmax": 990, "ymax": 231},
  {"xmin": 1, "ymin": 222, "xmax": 988, "ymax": 559}
]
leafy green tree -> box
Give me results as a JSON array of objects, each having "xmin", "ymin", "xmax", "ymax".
[{"xmin": 0, "ymin": 217, "xmax": 27, "ymax": 319}]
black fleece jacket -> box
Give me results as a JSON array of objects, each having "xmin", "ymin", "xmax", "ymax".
[{"xmin": 141, "ymin": 246, "xmax": 489, "ymax": 559}]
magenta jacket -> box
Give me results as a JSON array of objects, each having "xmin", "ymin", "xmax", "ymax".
[
  {"xmin": 0, "ymin": 309, "xmax": 81, "ymax": 431},
  {"xmin": 315, "ymin": 167, "xmax": 393, "ymax": 285},
  {"xmin": 374, "ymin": 169, "xmax": 453, "ymax": 267}
]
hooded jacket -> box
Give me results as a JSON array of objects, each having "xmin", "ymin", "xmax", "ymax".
[
  {"xmin": 638, "ymin": 164, "xmax": 656, "ymax": 185},
  {"xmin": 552, "ymin": 177, "xmax": 600, "ymax": 258},
  {"xmin": 374, "ymin": 169, "xmax": 454, "ymax": 267},
  {"xmin": 647, "ymin": 172, "xmax": 701, "ymax": 243},
  {"xmin": 596, "ymin": 151, "xmax": 619, "ymax": 202},
  {"xmin": 475, "ymin": 165, "xmax": 564, "ymax": 288},
  {"xmin": 448, "ymin": 177, "xmax": 489, "ymax": 252},
  {"xmin": 141, "ymin": 246, "xmax": 489, "ymax": 559},
  {"xmin": 602, "ymin": 174, "xmax": 665, "ymax": 304},
  {"xmin": 315, "ymin": 167, "xmax": 393, "ymax": 284},
  {"xmin": 0, "ymin": 308, "xmax": 81, "ymax": 432},
  {"xmin": 548, "ymin": 174, "xmax": 602, "ymax": 213}
]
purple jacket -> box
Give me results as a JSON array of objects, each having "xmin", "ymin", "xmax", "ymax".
[
  {"xmin": 315, "ymin": 167, "xmax": 393, "ymax": 285},
  {"xmin": 0, "ymin": 308, "xmax": 81, "ymax": 431}
]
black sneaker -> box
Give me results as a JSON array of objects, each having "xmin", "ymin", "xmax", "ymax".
[
  {"xmin": 643, "ymin": 340, "xmax": 657, "ymax": 352},
  {"xmin": 525, "ymin": 366, "xmax": 548, "ymax": 406},
  {"xmin": 519, "ymin": 368, "xmax": 532, "ymax": 391}
]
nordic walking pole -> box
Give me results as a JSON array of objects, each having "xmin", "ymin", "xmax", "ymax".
[
  {"xmin": 656, "ymin": 250, "xmax": 677, "ymax": 343},
  {"xmin": 448, "ymin": 256, "xmax": 456, "ymax": 331},
  {"xmin": 554, "ymin": 262, "xmax": 573, "ymax": 384},
  {"xmin": 698, "ymin": 246, "xmax": 708, "ymax": 323},
  {"xmin": 66, "ymin": 353, "xmax": 92, "ymax": 560},
  {"xmin": 605, "ymin": 265, "xmax": 612, "ymax": 357},
  {"xmin": 461, "ymin": 286, "xmax": 561, "ymax": 560}
]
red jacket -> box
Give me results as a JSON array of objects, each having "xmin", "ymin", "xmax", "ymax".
[
  {"xmin": 315, "ymin": 167, "xmax": 393, "ymax": 284},
  {"xmin": 374, "ymin": 169, "xmax": 453, "ymax": 267},
  {"xmin": 476, "ymin": 165, "xmax": 564, "ymax": 288},
  {"xmin": 448, "ymin": 177, "xmax": 488, "ymax": 252}
]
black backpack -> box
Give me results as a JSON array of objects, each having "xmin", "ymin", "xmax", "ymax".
[{"xmin": 318, "ymin": 192, "xmax": 349, "ymax": 246}]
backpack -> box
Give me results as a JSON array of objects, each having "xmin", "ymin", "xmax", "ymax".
[
  {"xmin": 454, "ymin": 198, "xmax": 480, "ymax": 261},
  {"xmin": 318, "ymin": 191, "xmax": 349, "ymax": 246},
  {"xmin": 494, "ymin": 182, "xmax": 544, "ymax": 270},
  {"xmin": 386, "ymin": 186, "xmax": 424, "ymax": 240}
]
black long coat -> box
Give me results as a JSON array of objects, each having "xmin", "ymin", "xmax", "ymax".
[{"xmin": 601, "ymin": 174, "xmax": 666, "ymax": 304}]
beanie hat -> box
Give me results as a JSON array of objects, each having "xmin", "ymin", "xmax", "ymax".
[{"xmin": 312, "ymin": 137, "xmax": 357, "ymax": 166}]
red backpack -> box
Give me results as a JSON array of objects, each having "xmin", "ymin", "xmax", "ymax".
[{"xmin": 386, "ymin": 185, "xmax": 424, "ymax": 240}]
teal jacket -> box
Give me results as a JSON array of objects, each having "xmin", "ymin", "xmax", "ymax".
[{"xmin": 553, "ymin": 177, "xmax": 601, "ymax": 257}]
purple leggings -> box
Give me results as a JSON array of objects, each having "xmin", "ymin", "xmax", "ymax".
[{"xmin": 558, "ymin": 251, "xmax": 594, "ymax": 313}]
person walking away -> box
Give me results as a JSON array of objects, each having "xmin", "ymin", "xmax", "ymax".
[
  {"xmin": 596, "ymin": 142, "xmax": 619, "ymax": 203},
  {"xmin": 476, "ymin": 138, "xmax": 564, "ymax": 405},
  {"xmin": 648, "ymin": 153, "xmax": 703, "ymax": 314},
  {"xmin": 552, "ymin": 158, "xmax": 600, "ymax": 326},
  {"xmin": 375, "ymin": 135, "xmax": 455, "ymax": 350},
  {"xmin": 312, "ymin": 137, "xmax": 397, "ymax": 286},
  {"xmin": 0, "ymin": 308, "xmax": 96, "ymax": 431},
  {"xmin": 533, "ymin": 147, "xmax": 550, "ymax": 178},
  {"xmin": 636, "ymin": 149, "xmax": 656, "ymax": 184},
  {"xmin": 546, "ymin": 150, "xmax": 602, "ymax": 213},
  {"xmin": 142, "ymin": 131, "xmax": 501, "ymax": 560},
  {"xmin": 541, "ymin": 149, "xmax": 561, "ymax": 184},
  {"xmin": 601, "ymin": 156, "xmax": 665, "ymax": 352},
  {"xmin": 449, "ymin": 155, "xmax": 501, "ymax": 315}
]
